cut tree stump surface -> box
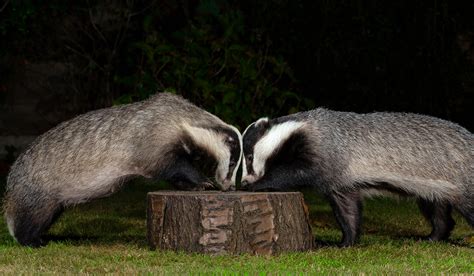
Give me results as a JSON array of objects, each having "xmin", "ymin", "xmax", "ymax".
[{"xmin": 147, "ymin": 191, "xmax": 314, "ymax": 255}]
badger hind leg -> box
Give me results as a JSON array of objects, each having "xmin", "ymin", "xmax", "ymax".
[
  {"xmin": 417, "ymin": 199, "xmax": 455, "ymax": 241},
  {"xmin": 6, "ymin": 199, "xmax": 63, "ymax": 247},
  {"xmin": 327, "ymin": 190, "xmax": 363, "ymax": 247}
]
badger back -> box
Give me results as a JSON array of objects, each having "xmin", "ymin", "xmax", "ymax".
[
  {"xmin": 309, "ymin": 109, "xmax": 474, "ymax": 200},
  {"xmin": 6, "ymin": 93, "xmax": 242, "ymax": 193}
]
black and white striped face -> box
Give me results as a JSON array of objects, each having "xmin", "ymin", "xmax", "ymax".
[
  {"xmin": 241, "ymin": 118, "xmax": 305, "ymax": 186},
  {"xmin": 182, "ymin": 124, "xmax": 242, "ymax": 191}
]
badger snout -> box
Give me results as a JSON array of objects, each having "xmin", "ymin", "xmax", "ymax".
[
  {"xmin": 241, "ymin": 173, "xmax": 261, "ymax": 187},
  {"xmin": 216, "ymin": 178, "xmax": 235, "ymax": 191}
]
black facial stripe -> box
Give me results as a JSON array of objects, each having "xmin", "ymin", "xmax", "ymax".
[
  {"xmin": 246, "ymin": 160, "xmax": 255, "ymax": 175},
  {"xmin": 178, "ymin": 132, "xmax": 218, "ymax": 179},
  {"xmin": 226, "ymin": 136, "xmax": 240, "ymax": 179},
  {"xmin": 242, "ymin": 120, "xmax": 270, "ymax": 175},
  {"xmin": 243, "ymin": 125, "xmax": 267, "ymax": 153},
  {"xmin": 265, "ymin": 131, "xmax": 313, "ymax": 172}
]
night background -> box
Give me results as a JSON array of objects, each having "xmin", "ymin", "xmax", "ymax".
[{"xmin": 1, "ymin": 0, "xmax": 474, "ymax": 164}]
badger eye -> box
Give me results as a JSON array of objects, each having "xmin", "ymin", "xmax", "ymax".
[
  {"xmin": 247, "ymin": 154, "xmax": 253, "ymax": 161},
  {"xmin": 229, "ymin": 161, "xmax": 236, "ymax": 167},
  {"xmin": 226, "ymin": 136, "xmax": 236, "ymax": 145}
]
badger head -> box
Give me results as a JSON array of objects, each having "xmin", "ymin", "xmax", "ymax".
[
  {"xmin": 181, "ymin": 123, "xmax": 242, "ymax": 191},
  {"xmin": 241, "ymin": 117, "xmax": 306, "ymax": 187}
]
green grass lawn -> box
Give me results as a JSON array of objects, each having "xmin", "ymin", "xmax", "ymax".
[{"xmin": 0, "ymin": 179, "xmax": 472, "ymax": 274}]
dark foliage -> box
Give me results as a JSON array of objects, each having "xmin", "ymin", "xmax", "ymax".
[{"xmin": 1, "ymin": 0, "xmax": 473, "ymax": 129}]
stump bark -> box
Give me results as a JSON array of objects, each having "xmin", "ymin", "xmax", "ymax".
[{"xmin": 147, "ymin": 191, "xmax": 313, "ymax": 255}]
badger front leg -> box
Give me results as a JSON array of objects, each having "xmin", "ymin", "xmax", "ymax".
[
  {"xmin": 244, "ymin": 165, "xmax": 315, "ymax": 191},
  {"xmin": 327, "ymin": 190, "xmax": 363, "ymax": 247},
  {"xmin": 163, "ymin": 157, "xmax": 213, "ymax": 191},
  {"xmin": 244, "ymin": 169, "xmax": 295, "ymax": 191}
]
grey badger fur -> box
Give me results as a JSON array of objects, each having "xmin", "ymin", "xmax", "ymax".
[
  {"xmin": 3, "ymin": 92, "xmax": 242, "ymax": 247},
  {"xmin": 241, "ymin": 108, "xmax": 473, "ymax": 246}
]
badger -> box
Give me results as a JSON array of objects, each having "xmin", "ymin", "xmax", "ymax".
[
  {"xmin": 3, "ymin": 92, "xmax": 242, "ymax": 247},
  {"xmin": 241, "ymin": 108, "xmax": 473, "ymax": 246}
]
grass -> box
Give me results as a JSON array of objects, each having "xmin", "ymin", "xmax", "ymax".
[{"xmin": 0, "ymin": 179, "xmax": 472, "ymax": 274}]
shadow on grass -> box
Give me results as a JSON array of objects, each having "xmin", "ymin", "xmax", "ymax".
[
  {"xmin": 387, "ymin": 233, "xmax": 473, "ymax": 247},
  {"xmin": 45, "ymin": 216, "xmax": 149, "ymax": 247},
  {"xmin": 314, "ymin": 238, "xmax": 341, "ymax": 248},
  {"xmin": 43, "ymin": 234, "xmax": 100, "ymax": 244},
  {"xmin": 43, "ymin": 234, "xmax": 150, "ymax": 247}
]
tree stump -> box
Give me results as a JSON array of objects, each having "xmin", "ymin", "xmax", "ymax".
[{"xmin": 147, "ymin": 191, "xmax": 314, "ymax": 255}]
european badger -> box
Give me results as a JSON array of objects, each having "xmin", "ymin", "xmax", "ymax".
[
  {"xmin": 241, "ymin": 108, "xmax": 473, "ymax": 246},
  {"xmin": 3, "ymin": 92, "xmax": 242, "ymax": 246}
]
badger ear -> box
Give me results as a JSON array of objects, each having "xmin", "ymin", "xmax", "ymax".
[
  {"xmin": 181, "ymin": 141, "xmax": 192, "ymax": 154},
  {"xmin": 178, "ymin": 133, "xmax": 193, "ymax": 155},
  {"xmin": 225, "ymin": 135, "xmax": 236, "ymax": 145},
  {"xmin": 255, "ymin": 117, "xmax": 270, "ymax": 129}
]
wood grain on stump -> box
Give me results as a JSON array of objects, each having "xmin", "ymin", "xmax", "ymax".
[{"xmin": 147, "ymin": 191, "xmax": 313, "ymax": 255}]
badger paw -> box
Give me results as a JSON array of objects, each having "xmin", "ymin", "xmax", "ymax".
[{"xmin": 193, "ymin": 181, "xmax": 215, "ymax": 191}]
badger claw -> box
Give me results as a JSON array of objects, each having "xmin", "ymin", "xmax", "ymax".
[{"xmin": 194, "ymin": 181, "xmax": 215, "ymax": 191}]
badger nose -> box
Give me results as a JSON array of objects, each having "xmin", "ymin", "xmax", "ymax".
[{"xmin": 240, "ymin": 180, "xmax": 249, "ymax": 190}]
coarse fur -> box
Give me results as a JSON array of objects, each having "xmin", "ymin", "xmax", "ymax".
[
  {"xmin": 3, "ymin": 92, "xmax": 242, "ymax": 247},
  {"xmin": 241, "ymin": 108, "xmax": 473, "ymax": 246}
]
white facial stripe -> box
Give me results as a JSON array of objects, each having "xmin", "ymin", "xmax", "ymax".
[
  {"xmin": 227, "ymin": 125, "xmax": 243, "ymax": 185},
  {"xmin": 181, "ymin": 123, "xmax": 230, "ymax": 181},
  {"xmin": 242, "ymin": 153, "xmax": 247, "ymax": 179},
  {"xmin": 252, "ymin": 121, "xmax": 306, "ymax": 178},
  {"xmin": 241, "ymin": 117, "xmax": 267, "ymax": 180},
  {"xmin": 241, "ymin": 122, "xmax": 255, "ymax": 180}
]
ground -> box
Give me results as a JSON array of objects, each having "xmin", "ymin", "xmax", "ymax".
[{"xmin": 0, "ymin": 179, "xmax": 472, "ymax": 274}]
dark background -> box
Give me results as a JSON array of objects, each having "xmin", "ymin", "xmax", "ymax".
[{"xmin": 1, "ymin": 0, "xmax": 473, "ymax": 167}]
